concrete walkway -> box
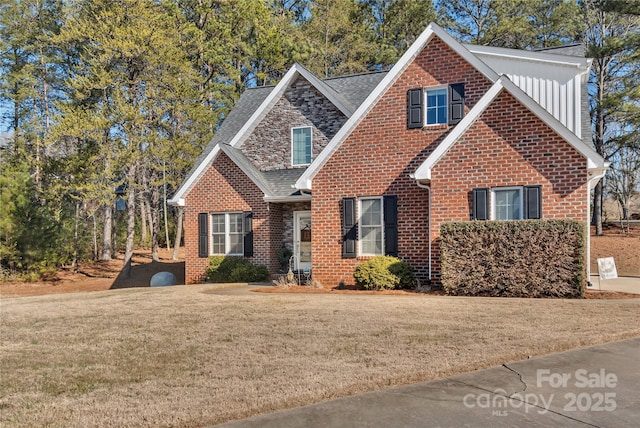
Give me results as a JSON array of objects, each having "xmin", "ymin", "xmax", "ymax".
[
  {"xmin": 216, "ymin": 338, "xmax": 640, "ymax": 427},
  {"xmin": 588, "ymin": 276, "xmax": 640, "ymax": 295}
]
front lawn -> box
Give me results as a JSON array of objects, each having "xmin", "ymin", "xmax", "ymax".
[{"xmin": 1, "ymin": 286, "xmax": 639, "ymax": 427}]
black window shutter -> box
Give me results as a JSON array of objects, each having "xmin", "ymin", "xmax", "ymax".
[
  {"xmin": 198, "ymin": 213, "xmax": 209, "ymax": 258},
  {"xmin": 342, "ymin": 198, "xmax": 357, "ymax": 258},
  {"xmin": 383, "ymin": 195, "xmax": 398, "ymax": 257},
  {"xmin": 243, "ymin": 211, "xmax": 253, "ymax": 257},
  {"xmin": 448, "ymin": 83, "xmax": 465, "ymax": 125},
  {"xmin": 524, "ymin": 186, "xmax": 542, "ymax": 219},
  {"xmin": 407, "ymin": 88, "xmax": 424, "ymax": 129},
  {"xmin": 472, "ymin": 188, "xmax": 489, "ymax": 221}
]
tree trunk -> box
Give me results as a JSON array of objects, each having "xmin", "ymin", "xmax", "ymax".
[
  {"xmin": 72, "ymin": 200, "xmax": 80, "ymax": 272},
  {"xmin": 163, "ymin": 162, "xmax": 171, "ymax": 251},
  {"xmin": 592, "ymin": 180, "xmax": 604, "ymax": 235},
  {"xmin": 151, "ymin": 182, "xmax": 160, "ymax": 262},
  {"xmin": 173, "ymin": 206, "xmax": 183, "ymax": 261},
  {"xmin": 102, "ymin": 204, "xmax": 113, "ymax": 260},
  {"xmin": 140, "ymin": 193, "xmax": 148, "ymax": 247},
  {"xmin": 122, "ymin": 163, "xmax": 137, "ymax": 278},
  {"xmin": 92, "ymin": 211, "xmax": 98, "ymax": 260}
]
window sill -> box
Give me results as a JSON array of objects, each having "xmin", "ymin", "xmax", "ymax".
[{"xmin": 423, "ymin": 124, "xmax": 450, "ymax": 132}]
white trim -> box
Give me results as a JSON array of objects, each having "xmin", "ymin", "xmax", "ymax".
[
  {"xmin": 210, "ymin": 212, "xmax": 244, "ymax": 256},
  {"xmin": 465, "ymin": 44, "xmax": 591, "ymax": 70},
  {"xmin": 291, "ymin": 126, "xmax": 313, "ymax": 167},
  {"xmin": 263, "ymin": 194, "xmax": 312, "ymax": 203},
  {"xmin": 413, "ymin": 76, "xmax": 607, "ymax": 182},
  {"xmin": 491, "ymin": 187, "xmax": 524, "ymax": 220},
  {"xmin": 293, "ymin": 210, "xmax": 312, "ymax": 271},
  {"xmin": 424, "ymin": 85, "xmax": 449, "ymax": 126},
  {"xmin": 295, "ymin": 22, "xmax": 500, "ymax": 191},
  {"xmin": 358, "ymin": 197, "xmax": 384, "ymax": 256}
]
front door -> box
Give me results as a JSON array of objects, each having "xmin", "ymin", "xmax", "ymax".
[{"xmin": 293, "ymin": 211, "xmax": 312, "ymax": 271}]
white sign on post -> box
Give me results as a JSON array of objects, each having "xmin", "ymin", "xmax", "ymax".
[{"xmin": 597, "ymin": 257, "xmax": 618, "ymax": 280}]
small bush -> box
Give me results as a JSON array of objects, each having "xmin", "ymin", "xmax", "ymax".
[
  {"xmin": 353, "ymin": 256, "xmax": 414, "ymax": 290},
  {"xmin": 206, "ymin": 256, "xmax": 269, "ymax": 283}
]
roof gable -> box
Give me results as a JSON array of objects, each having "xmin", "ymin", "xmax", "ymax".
[
  {"xmin": 169, "ymin": 64, "xmax": 357, "ymax": 205},
  {"xmin": 295, "ymin": 23, "xmax": 500, "ymax": 191},
  {"xmin": 412, "ymin": 76, "xmax": 606, "ymax": 182}
]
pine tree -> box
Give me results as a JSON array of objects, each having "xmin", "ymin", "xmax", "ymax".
[{"xmin": 582, "ymin": 0, "xmax": 640, "ymax": 233}]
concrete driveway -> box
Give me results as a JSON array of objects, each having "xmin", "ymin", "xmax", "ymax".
[
  {"xmin": 589, "ymin": 276, "xmax": 640, "ymax": 295},
  {"xmin": 216, "ymin": 337, "xmax": 640, "ymax": 427}
]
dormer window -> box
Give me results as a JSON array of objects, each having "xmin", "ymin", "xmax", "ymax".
[{"xmin": 292, "ymin": 126, "xmax": 312, "ymax": 166}]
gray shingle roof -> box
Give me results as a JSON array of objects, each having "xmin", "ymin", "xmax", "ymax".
[
  {"xmin": 534, "ymin": 44, "xmax": 585, "ymax": 57},
  {"xmin": 324, "ymin": 71, "xmax": 388, "ymax": 108},
  {"xmin": 183, "ymin": 86, "xmax": 273, "ymax": 182},
  {"xmin": 218, "ymin": 143, "xmax": 307, "ymax": 199}
]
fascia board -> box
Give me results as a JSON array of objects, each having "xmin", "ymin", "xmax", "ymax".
[
  {"xmin": 466, "ymin": 44, "xmax": 591, "ymax": 70},
  {"xmin": 295, "ymin": 23, "xmax": 500, "ymax": 191},
  {"xmin": 413, "ymin": 79, "xmax": 506, "ymax": 181},
  {"xmin": 169, "ymin": 145, "xmax": 221, "ymax": 203},
  {"xmin": 217, "ymin": 144, "xmax": 273, "ymax": 197}
]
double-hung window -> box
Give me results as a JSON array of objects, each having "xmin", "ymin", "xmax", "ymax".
[
  {"xmin": 492, "ymin": 187, "xmax": 523, "ymax": 220},
  {"xmin": 359, "ymin": 197, "xmax": 383, "ymax": 256},
  {"xmin": 292, "ymin": 126, "xmax": 312, "ymax": 166},
  {"xmin": 426, "ymin": 87, "xmax": 447, "ymax": 125},
  {"xmin": 210, "ymin": 212, "xmax": 244, "ymax": 255}
]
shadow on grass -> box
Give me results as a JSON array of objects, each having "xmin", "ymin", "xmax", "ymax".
[{"xmin": 110, "ymin": 260, "xmax": 185, "ymax": 290}]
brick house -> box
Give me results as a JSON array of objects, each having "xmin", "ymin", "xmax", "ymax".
[{"xmin": 169, "ymin": 23, "xmax": 607, "ymax": 286}]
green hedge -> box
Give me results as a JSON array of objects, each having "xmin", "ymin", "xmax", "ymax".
[
  {"xmin": 353, "ymin": 256, "xmax": 414, "ymax": 290},
  {"xmin": 206, "ymin": 256, "xmax": 269, "ymax": 283},
  {"xmin": 440, "ymin": 220, "xmax": 587, "ymax": 298}
]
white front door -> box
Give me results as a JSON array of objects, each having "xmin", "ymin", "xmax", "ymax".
[{"xmin": 293, "ymin": 211, "xmax": 312, "ymax": 271}]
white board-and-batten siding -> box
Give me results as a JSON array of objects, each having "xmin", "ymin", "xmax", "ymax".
[{"xmin": 468, "ymin": 45, "xmax": 590, "ymax": 140}]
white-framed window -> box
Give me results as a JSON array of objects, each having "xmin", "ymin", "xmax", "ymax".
[
  {"xmin": 425, "ymin": 87, "xmax": 447, "ymax": 125},
  {"xmin": 292, "ymin": 126, "xmax": 312, "ymax": 166},
  {"xmin": 210, "ymin": 212, "xmax": 244, "ymax": 255},
  {"xmin": 492, "ymin": 187, "xmax": 523, "ymax": 220},
  {"xmin": 359, "ymin": 197, "xmax": 384, "ymax": 256}
]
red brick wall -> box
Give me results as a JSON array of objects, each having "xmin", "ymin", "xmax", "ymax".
[
  {"xmin": 428, "ymin": 90, "xmax": 588, "ymax": 278},
  {"xmin": 183, "ymin": 152, "xmax": 282, "ymax": 283},
  {"xmin": 311, "ymin": 36, "xmax": 493, "ymax": 286},
  {"xmin": 311, "ymin": 36, "xmax": 588, "ymax": 287}
]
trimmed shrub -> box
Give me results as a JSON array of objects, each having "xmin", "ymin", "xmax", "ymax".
[
  {"xmin": 206, "ymin": 256, "xmax": 269, "ymax": 283},
  {"xmin": 353, "ymin": 256, "xmax": 414, "ymax": 290},
  {"xmin": 440, "ymin": 220, "xmax": 587, "ymax": 298}
]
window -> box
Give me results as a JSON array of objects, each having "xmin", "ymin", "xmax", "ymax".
[
  {"xmin": 292, "ymin": 127, "xmax": 312, "ymax": 166},
  {"xmin": 210, "ymin": 212, "xmax": 244, "ymax": 255},
  {"xmin": 407, "ymin": 83, "xmax": 465, "ymax": 128},
  {"xmin": 426, "ymin": 88, "xmax": 447, "ymax": 125},
  {"xmin": 472, "ymin": 186, "xmax": 542, "ymax": 221},
  {"xmin": 492, "ymin": 187, "xmax": 522, "ymax": 220},
  {"xmin": 359, "ymin": 198, "xmax": 383, "ymax": 255},
  {"xmin": 342, "ymin": 196, "xmax": 398, "ymax": 258}
]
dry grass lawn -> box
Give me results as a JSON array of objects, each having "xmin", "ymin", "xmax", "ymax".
[{"xmin": 1, "ymin": 285, "xmax": 639, "ymax": 427}]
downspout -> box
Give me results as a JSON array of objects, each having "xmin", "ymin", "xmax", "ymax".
[
  {"xmin": 586, "ymin": 165, "xmax": 609, "ymax": 284},
  {"xmin": 415, "ymin": 180, "xmax": 432, "ymax": 282}
]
